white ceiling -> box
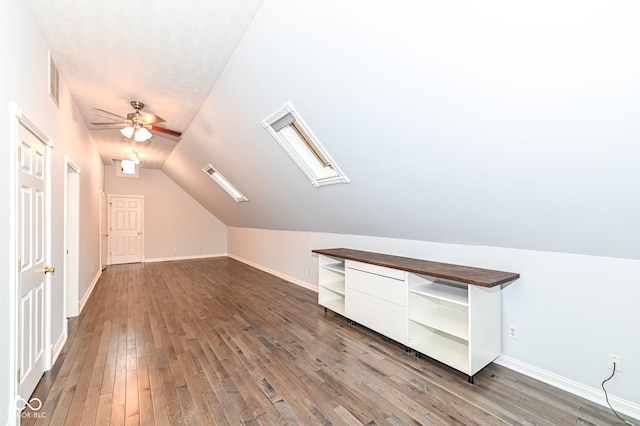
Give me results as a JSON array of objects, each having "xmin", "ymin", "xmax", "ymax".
[{"xmin": 27, "ymin": 0, "xmax": 264, "ymax": 168}]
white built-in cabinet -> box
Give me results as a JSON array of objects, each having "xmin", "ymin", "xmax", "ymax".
[{"xmin": 315, "ymin": 248, "xmax": 519, "ymax": 383}]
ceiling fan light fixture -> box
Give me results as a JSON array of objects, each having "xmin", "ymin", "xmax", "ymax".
[
  {"xmin": 121, "ymin": 125, "xmax": 134, "ymax": 138},
  {"xmin": 134, "ymin": 127, "xmax": 152, "ymax": 142}
]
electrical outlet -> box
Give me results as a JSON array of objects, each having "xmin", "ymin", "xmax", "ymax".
[
  {"xmin": 608, "ymin": 354, "xmax": 622, "ymax": 372},
  {"xmin": 508, "ymin": 325, "xmax": 518, "ymax": 339}
]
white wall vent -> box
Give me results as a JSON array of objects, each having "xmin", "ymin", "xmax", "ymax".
[{"xmin": 48, "ymin": 51, "xmax": 60, "ymax": 107}]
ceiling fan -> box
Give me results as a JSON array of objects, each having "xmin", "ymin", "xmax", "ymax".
[{"xmin": 91, "ymin": 100, "xmax": 182, "ymax": 142}]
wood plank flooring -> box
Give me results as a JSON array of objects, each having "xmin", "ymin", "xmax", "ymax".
[{"xmin": 20, "ymin": 258, "xmax": 632, "ymax": 425}]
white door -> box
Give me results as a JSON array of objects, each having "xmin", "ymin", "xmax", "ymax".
[
  {"xmin": 109, "ymin": 196, "xmax": 143, "ymax": 264},
  {"xmin": 100, "ymin": 192, "xmax": 108, "ymax": 269},
  {"xmin": 17, "ymin": 124, "xmax": 50, "ymax": 400}
]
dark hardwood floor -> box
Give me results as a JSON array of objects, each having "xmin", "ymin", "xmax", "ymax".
[{"xmin": 21, "ymin": 258, "xmax": 631, "ymax": 425}]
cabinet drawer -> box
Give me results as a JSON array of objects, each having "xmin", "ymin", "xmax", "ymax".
[
  {"xmin": 346, "ymin": 288, "xmax": 407, "ymax": 345},
  {"xmin": 346, "ymin": 267, "xmax": 406, "ymax": 306},
  {"xmin": 346, "ymin": 260, "xmax": 406, "ymax": 281}
]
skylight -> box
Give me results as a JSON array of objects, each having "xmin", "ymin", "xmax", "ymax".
[
  {"xmin": 261, "ymin": 103, "xmax": 349, "ymax": 187},
  {"xmin": 203, "ymin": 164, "xmax": 248, "ymax": 203}
]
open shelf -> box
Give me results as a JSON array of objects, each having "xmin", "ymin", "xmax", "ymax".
[
  {"xmin": 409, "ymin": 322, "xmax": 469, "ymax": 373},
  {"xmin": 409, "ymin": 305, "xmax": 468, "ymax": 340},
  {"xmin": 321, "ymin": 280, "xmax": 345, "ymax": 296},
  {"xmin": 319, "ymin": 255, "xmax": 347, "ymax": 316},
  {"xmin": 409, "ymin": 282, "xmax": 468, "ymax": 306},
  {"xmin": 320, "ymin": 297, "xmax": 345, "ymax": 315},
  {"xmin": 321, "ymin": 263, "xmax": 345, "ymax": 274}
]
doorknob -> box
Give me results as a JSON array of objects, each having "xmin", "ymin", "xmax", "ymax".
[{"xmin": 44, "ymin": 266, "xmax": 55, "ymax": 274}]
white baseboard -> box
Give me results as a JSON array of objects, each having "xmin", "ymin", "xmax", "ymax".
[
  {"xmin": 50, "ymin": 330, "xmax": 67, "ymax": 368},
  {"xmin": 144, "ymin": 253, "xmax": 227, "ymax": 263},
  {"xmin": 495, "ymin": 355, "xmax": 640, "ymax": 421},
  {"xmin": 227, "ymin": 254, "xmax": 317, "ymax": 292},
  {"xmin": 78, "ymin": 269, "xmax": 101, "ymax": 315}
]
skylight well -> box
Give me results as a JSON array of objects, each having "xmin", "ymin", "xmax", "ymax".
[
  {"xmin": 261, "ymin": 103, "xmax": 349, "ymax": 187},
  {"xmin": 203, "ymin": 164, "xmax": 248, "ymax": 203}
]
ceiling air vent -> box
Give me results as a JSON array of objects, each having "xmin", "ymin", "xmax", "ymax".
[
  {"xmin": 48, "ymin": 52, "xmax": 60, "ymax": 107},
  {"xmin": 203, "ymin": 164, "xmax": 248, "ymax": 203}
]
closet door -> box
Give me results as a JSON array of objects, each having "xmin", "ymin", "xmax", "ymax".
[{"xmin": 109, "ymin": 196, "xmax": 144, "ymax": 264}]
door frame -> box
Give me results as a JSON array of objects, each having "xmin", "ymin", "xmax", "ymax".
[
  {"xmin": 107, "ymin": 194, "xmax": 145, "ymax": 264},
  {"xmin": 99, "ymin": 191, "xmax": 108, "ymax": 270},
  {"xmin": 64, "ymin": 156, "xmax": 80, "ymax": 319},
  {"xmin": 9, "ymin": 103, "xmax": 54, "ymax": 416}
]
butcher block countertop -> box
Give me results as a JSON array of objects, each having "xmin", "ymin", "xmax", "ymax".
[{"xmin": 312, "ymin": 248, "xmax": 519, "ymax": 288}]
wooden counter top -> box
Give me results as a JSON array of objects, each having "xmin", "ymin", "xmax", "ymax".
[{"xmin": 312, "ymin": 248, "xmax": 519, "ymax": 288}]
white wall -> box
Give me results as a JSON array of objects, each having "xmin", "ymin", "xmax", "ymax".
[
  {"xmin": 104, "ymin": 165, "xmax": 227, "ymax": 261},
  {"xmin": 1, "ymin": 1, "xmax": 104, "ymax": 424},
  {"xmin": 166, "ymin": 0, "xmax": 640, "ymax": 261},
  {"xmin": 0, "ymin": 2, "xmax": 13, "ymax": 422},
  {"xmin": 228, "ymin": 227, "xmax": 640, "ymax": 417},
  {"xmin": 51, "ymin": 94, "xmax": 104, "ymax": 338}
]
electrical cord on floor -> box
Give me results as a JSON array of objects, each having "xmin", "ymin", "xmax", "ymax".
[{"xmin": 602, "ymin": 362, "xmax": 635, "ymax": 425}]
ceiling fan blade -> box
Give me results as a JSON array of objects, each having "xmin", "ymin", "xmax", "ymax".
[
  {"xmin": 151, "ymin": 125, "xmax": 182, "ymax": 138},
  {"xmin": 128, "ymin": 112, "xmax": 166, "ymax": 125},
  {"xmin": 94, "ymin": 108, "xmax": 126, "ymax": 120},
  {"xmin": 141, "ymin": 112, "xmax": 166, "ymax": 125},
  {"xmin": 90, "ymin": 122, "xmax": 127, "ymax": 125},
  {"xmin": 95, "ymin": 113, "xmax": 128, "ymax": 123},
  {"xmin": 90, "ymin": 127, "xmax": 123, "ymax": 131}
]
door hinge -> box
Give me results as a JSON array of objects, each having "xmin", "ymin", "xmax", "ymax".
[
  {"xmin": 17, "ymin": 258, "xmax": 22, "ymax": 273},
  {"xmin": 18, "ymin": 146, "xmax": 22, "ymax": 162},
  {"xmin": 17, "ymin": 368, "xmax": 21, "ymax": 384}
]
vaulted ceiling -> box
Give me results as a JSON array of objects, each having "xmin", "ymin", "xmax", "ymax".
[
  {"xmin": 28, "ymin": 0, "xmax": 640, "ymax": 260},
  {"xmin": 28, "ymin": 0, "xmax": 264, "ymax": 168}
]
